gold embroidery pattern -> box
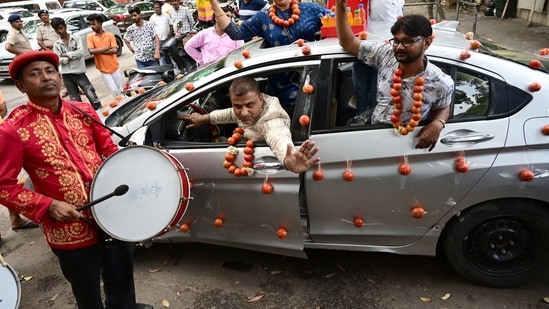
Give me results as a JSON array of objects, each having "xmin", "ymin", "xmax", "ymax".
[
  {"xmin": 17, "ymin": 127, "xmax": 30, "ymax": 141},
  {"xmin": 35, "ymin": 168, "xmax": 49, "ymax": 179},
  {"xmin": 45, "ymin": 222, "xmax": 93, "ymax": 246}
]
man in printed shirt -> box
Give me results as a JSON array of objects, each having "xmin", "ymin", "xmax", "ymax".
[
  {"xmin": 0, "ymin": 51, "xmax": 152, "ymax": 309},
  {"xmin": 5, "ymin": 14, "xmax": 32, "ymax": 55},
  {"xmin": 52, "ymin": 17, "xmax": 102, "ymax": 110},
  {"xmin": 180, "ymin": 77, "xmax": 319, "ymax": 173},
  {"xmin": 36, "ymin": 10, "xmax": 59, "ymax": 51},
  {"xmin": 123, "ymin": 6, "xmax": 160, "ymax": 68}
]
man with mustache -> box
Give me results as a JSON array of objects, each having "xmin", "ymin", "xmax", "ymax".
[
  {"xmin": 336, "ymin": 0, "xmax": 453, "ymax": 151},
  {"xmin": 180, "ymin": 76, "xmax": 319, "ymax": 173}
]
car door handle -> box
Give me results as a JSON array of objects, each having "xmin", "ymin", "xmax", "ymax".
[
  {"xmin": 440, "ymin": 132, "xmax": 495, "ymax": 144},
  {"xmin": 253, "ymin": 162, "xmax": 284, "ymax": 171}
]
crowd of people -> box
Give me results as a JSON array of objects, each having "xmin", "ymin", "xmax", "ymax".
[{"xmin": 0, "ymin": 0, "xmax": 454, "ymax": 307}]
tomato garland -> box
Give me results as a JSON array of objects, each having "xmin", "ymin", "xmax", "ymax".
[
  {"xmin": 269, "ymin": 0, "xmax": 300, "ymax": 28},
  {"xmin": 223, "ymin": 127, "xmax": 255, "ymax": 177},
  {"xmin": 390, "ymin": 68, "xmax": 425, "ymax": 135}
]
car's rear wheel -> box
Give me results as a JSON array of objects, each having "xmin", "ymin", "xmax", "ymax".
[
  {"xmin": 0, "ymin": 31, "xmax": 7, "ymax": 43},
  {"xmin": 116, "ymin": 36, "xmax": 123, "ymax": 57},
  {"xmin": 441, "ymin": 199, "xmax": 549, "ymax": 287}
]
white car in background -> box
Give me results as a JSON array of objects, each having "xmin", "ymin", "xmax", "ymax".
[
  {"xmin": 0, "ymin": 9, "xmax": 123, "ymax": 80},
  {"xmin": 0, "ymin": 8, "xmax": 35, "ymax": 42}
]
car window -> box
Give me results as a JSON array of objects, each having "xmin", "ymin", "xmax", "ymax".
[
  {"xmin": 452, "ymin": 70, "xmax": 490, "ymax": 119},
  {"xmin": 66, "ymin": 16, "xmax": 84, "ymax": 32}
]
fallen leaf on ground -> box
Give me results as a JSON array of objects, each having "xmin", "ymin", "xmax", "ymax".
[
  {"xmin": 186, "ymin": 286, "xmax": 198, "ymax": 292},
  {"xmin": 28, "ymin": 241, "xmax": 34, "ymax": 246},
  {"xmin": 247, "ymin": 295, "xmax": 264, "ymax": 303},
  {"xmin": 21, "ymin": 276, "xmax": 33, "ymax": 282},
  {"xmin": 325, "ymin": 272, "xmax": 337, "ymax": 278},
  {"xmin": 336, "ymin": 263, "xmax": 346, "ymax": 272},
  {"xmin": 419, "ymin": 296, "xmax": 432, "ymax": 302},
  {"xmin": 49, "ymin": 293, "xmax": 59, "ymax": 301},
  {"xmin": 367, "ymin": 278, "xmax": 377, "ymax": 285},
  {"xmin": 161, "ymin": 299, "xmax": 170, "ymax": 308},
  {"xmin": 148, "ymin": 269, "xmax": 161, "ymax": 273},
  {"xmin": 176, "ymin": 291, "xmax": 180, "ymax": 297},
  {"xmin": 440, "ymin": 293, "xmax": 451, "ymax": 300},
  {"xmin": 271, "ymin": 270, "xmax": 283, "ymax": 275}
]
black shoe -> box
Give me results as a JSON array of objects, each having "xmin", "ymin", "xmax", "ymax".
[{"xmin": 136, "ymin": 304, "xmax": 154, "ymax": 309}]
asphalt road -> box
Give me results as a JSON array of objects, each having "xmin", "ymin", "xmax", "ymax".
[{"xmin": 2, "ymin": 18, "xmax": 549, "ymax": 308}]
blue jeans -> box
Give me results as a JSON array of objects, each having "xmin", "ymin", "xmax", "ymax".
[
  {"xmin": 352, "ymin": 61, "xmax": 378, "ymax": 116},
  {"xmin": 136, "ymin": 59, "xmax": 158, "ymax": 68}
]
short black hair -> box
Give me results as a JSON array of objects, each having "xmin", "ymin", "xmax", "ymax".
[
  {"xmin": 153, "ymin": 1, "xmax": 163, "ymax": 7},
  {"xmin": 87, "ymin": 13, "xmax": 104, "ymax": 23},
  {"xmin": 391, "ymin": 15, "xmax": 433, "ymax": 38},
  {"xmin": 128, "ymin": 6, "xmax": 141, "ymax": 15},
  {"xmin": 50, "ymin": 17, "xmax": 65, "ymax": 29}
]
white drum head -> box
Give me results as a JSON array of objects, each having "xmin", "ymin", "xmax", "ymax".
[
  {"xmin": 91, "ymin": 146, "xmax": 188, "ymax": 242},
  {"xmin": 0, "ymin": 263, "xmax": 21, "ymax": 309}
]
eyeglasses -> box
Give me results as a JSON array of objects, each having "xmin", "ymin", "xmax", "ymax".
[{"xmin": 389, "ymin": 37, "xmax": 425, "ymax": 47}]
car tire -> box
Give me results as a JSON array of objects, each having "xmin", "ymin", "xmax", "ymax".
[
  {"xmin": 0, "ymin": 31, "xmax": 7, "ymax": 43},
  {"xmin": 116, "ymin": 36, "xmax": 123, "ymax": 57},
  {"xmin": 441, "ymin": 199, "xmax": 549, "ymax": 287}
]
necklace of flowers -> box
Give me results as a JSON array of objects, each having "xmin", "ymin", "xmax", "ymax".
[
  {"xmin": 223, "ymin": 127, "xmax": 255, "ymax": 177},
  {"xmin": 269, "ymin": 0, "xmax": 300, "ymax": 28},
  {"xmin": 389, "ymin": 67, "xmax": 425, "ymax": 136}
]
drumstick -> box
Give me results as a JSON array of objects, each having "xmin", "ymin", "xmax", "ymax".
[{"xmin": 76, "ymin": 184, "xmax": 129, "ymax": 212}]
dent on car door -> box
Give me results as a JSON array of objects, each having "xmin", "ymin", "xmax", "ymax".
[
  {"xmin": 305, "ymin": 59, "xmax": 509, "ymax": 247},
  {"xmin": 157, "ymin": 65, "xmax": 320, "ymax": 257}
]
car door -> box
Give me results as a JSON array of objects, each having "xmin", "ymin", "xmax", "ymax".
[
  {"xmin": 304, "ymin": 56, "xmax": 509, "ymax": 249},
  {"xmin": 139, "ymin": 61, "xmax": 322, "ymax": 258}
]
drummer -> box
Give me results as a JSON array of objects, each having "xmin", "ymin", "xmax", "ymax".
[
  {"xmin": 0, "ymin": 51, "xmax": 153, "ymax": 309},
  {"xmin": 180, "ymin": 76, "xmax": 320, "ymax": 173}
]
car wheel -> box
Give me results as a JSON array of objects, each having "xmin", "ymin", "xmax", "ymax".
[
  {"xmin": 441, "ymin": 199, "xmax": 549, "ymax": 287},
  {"xmin": 0, "ymin": 31, "xmax": 7, "ymax": 43},
  {"xmin": 116, "ymin": 36, "xmax": 123, "ymax": 57}
]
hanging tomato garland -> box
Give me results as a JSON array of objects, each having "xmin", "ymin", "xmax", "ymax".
[
  {"xmin": 223, "ymin": 128, "xmax": 254, "ymax": 177},
  {"xmin": 390, "ymin": 68, "xmax": 424, "ymax": 135}
]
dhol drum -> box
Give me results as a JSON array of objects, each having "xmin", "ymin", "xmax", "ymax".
[
  {"xmin": 91, "ymin": 146, "xmax": 191, "ymax": 242},
  {"xmin": 0, "ymin": 258, "xmax": 21, "ymax": 309}
]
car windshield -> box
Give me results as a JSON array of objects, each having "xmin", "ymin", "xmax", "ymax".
[
  {"xmin": 22, "ymin": 19, "xmax": 40, "ymax": 38},
  {"xmin": 105, "ymin": 61, "xmax": 226, "ymax": 127},
  {"xmin": 104, "ymin": 4, "xmax": 127, "ymax": 15},
  {"xmin": 476, "ymin": 38, "xmax": 549, "ymax": 74}
]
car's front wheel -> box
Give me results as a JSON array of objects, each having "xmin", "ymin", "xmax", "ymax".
[
  {"xmin": 0, "ymin": 31, "xmax": 7, "ymax": 43},
  {"xmin": 441, "ymin": 199, "xmax": 549, "ymax": 287}
]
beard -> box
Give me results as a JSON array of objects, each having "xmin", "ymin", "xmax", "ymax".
[{"xmin": 393, "ymin": 49, "xmax": 423, "ymax": 64}]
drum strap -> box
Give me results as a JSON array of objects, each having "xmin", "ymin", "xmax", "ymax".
[{"xmin": 68, "ymin": 103, "xmax": 126, "ymax": 141}]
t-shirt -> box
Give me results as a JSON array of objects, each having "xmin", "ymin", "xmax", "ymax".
[{"xmin": 86, "ymin": 30, "xmax": 120, "ymax": 74}]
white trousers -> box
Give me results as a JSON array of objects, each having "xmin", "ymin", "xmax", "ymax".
[{"xmin": 101, "ymin": 69, "xmax": 122, "ymax": 98}]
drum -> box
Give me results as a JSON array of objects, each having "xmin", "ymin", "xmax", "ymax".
[
  {"xmin": 91, "ymin": 146, "xmax": 191, "ymax": 242},
  {"xmin": 0, "ymin": 261, "xmax": 21, "ymax": 309}
]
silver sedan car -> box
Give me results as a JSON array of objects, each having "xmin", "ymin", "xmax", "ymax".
[{"xmin": 95, "ymin": 21, "xmax": 549, "ymax": 288}]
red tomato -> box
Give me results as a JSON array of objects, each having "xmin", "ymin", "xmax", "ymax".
[
  {"xmin": 244, "ymin": 147, "xmax": 254, "ymax": 154},
  {"xmin": 342, "ymin": 170, "xmax": 354, "ymax": 181},
  {"xmin": 261, "ymin": 182, "xmax": 273, "ymax": 194},
  {"xmin": 245, "ymin": 140, "xmax": 254, "ymax": 148},
  {"xmin": 299, "ymin": 115, "xmax": 310, "ymax": 126},
  {"xmin": 301, "ymin": 46, "xmax": 311, "ymax": 55},
  {"xmin": 296, "ymin": 39, "xmax": 305, "ymax": 47},
  {"xmin": 459, "ymin": 49, "xmax": 471, "ymax": 60},
  {"xmin": 302, "ymin": 84, "xmax": 314, "ymax": 94},
  {"xmin": 411, "ymin": 206, "xmax": 426, "ymax": 219},
  {"xmin": 398, "ymin": 163, "xmax": 412, "ymax": 175},
  {"xmin": 353, "ymin": 217, "xmax": 364, "ymax": 228},
  {"xmin": 455, "ymin": 158, "xmax": 469, "ymax": 173},
  {"xmin": 234, "ymin": 127, "xmax": 244, "ymax": 134},
  {"xmin": 528, "ymin": 82, "xmax": 541, "ymax": 92},
  {"xmin": 244, "ymin": 154, "xmax": 254, "ymax": 162},
  {"xmin": 146, "ymin": 102, "xmax": 157, "ymax": 110},
  {"xmin": 542, "ymin": 125, "xmax": 549, "ymax": 135},
  {"xmin": 179, "ymin": 223, "xmax": 190, "ymax": 233},
  {"xmin": 529, "ymin": 59, "xmax": 542, "ymax": 69},
  {"xmin": 185, "ymin": 82, "xmax": 195, "ymax": 91},
  {"xmin": 234, "ymin": 60, "xmax": 243, "ymax": 69},
  {"xmin": 214, "ymin": 217, "xmax": 224, "ymax": 228},
  {"xmin": 224, "ymin": 153, "xmax": 235, "ymax": 162},
  {"xmin": 276, "ymin": 227, "xmax": 288, "ymax": 239},
  {"xmin": 312, "ymin": 169, "xmax": 324, "ymax": 181},
  {"xmin": 519, "ymin": 169, "xmax": 534, "ymax": 181},
  {"xmin": 242, "ymin": 49, "xmax": 251, "ymax": 58}
]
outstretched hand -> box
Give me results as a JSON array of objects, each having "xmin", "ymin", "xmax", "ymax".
[
  {"xmin": 283, "ymin": 140, "xmax": 320, "ymax": 173},
  {"xmin": 179, "ymin": 112, "xmax": 210, "ymax": 128}
]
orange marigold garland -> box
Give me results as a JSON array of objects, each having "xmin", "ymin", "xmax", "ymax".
[
  {"xmin": 223, "ymin": 127, "xmax": 255, "ymax": 177},
  {"xmin": 269, "ymin": 0, "xmax": 300, "ymax": 28},
  {"xmin": 390, "ymin": 68, "xmax": 424, "ymax": 135}
]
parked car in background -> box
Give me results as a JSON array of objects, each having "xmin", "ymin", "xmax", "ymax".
[
  {"xmin": 0, "ymin": 10, "xmax": 123, "ymax": 79},
  {"xmin": 0, "ymin": 7, "xmax": 35, "ymax": 42},
  {"xmin": 62, "ymin": 0, "xmax": 116, "ymax": 12},
  {"xmin": 104, "ymin": 1, "xmax": 154, "ymax": 33},
  {"xmin": 96, "ymin": 21, "xmax": 549, "ymax": 288},
  {"xmin": 0, "ymin": 0, "xmax": 61, "ymax": 14}
]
